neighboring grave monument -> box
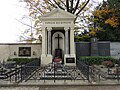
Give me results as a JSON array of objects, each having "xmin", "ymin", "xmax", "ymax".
[
  {"xmin": 40, "ymin": 8, "xmax": 76, "ymax": 66},
  {"xmin": 90, "ymin": 38, "xmax": 98, "ymax": 56}
]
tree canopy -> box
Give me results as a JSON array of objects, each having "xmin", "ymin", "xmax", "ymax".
[
  {"xmin": 77, "ymin": 0, "xmax": 120, "ymax": 42},
  {"xmin": 94, "ymin": 0, "xmax": 120, "ymax": 41}
]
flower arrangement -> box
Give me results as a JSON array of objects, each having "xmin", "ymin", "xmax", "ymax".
[
  {"xmin": 53, "ymin": 57, "xmax": 62, "ymax": 63},
  {"xmin": 102, "ymin": 61, "xmax": 113, "ymax": 68}
]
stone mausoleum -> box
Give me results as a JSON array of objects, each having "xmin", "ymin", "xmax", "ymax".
[{"xmin": 40, "ymin": 8, "xmax": 76, "ymax": 66}]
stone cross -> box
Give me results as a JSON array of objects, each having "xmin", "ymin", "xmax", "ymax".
[{"xmin": 55, "ymin": 34, "xmax": 62, "ymax": 49}]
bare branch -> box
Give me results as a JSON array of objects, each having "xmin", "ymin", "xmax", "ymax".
[
  {"xmin": 53, "ymin": 0, "xmax": 65, "ymax": 10},
  {"xmin": 66, "ymin": 0, "xmax": 69, "ymax": 12},
  {"xmin": 46, "ymin": 0, "xmax": 57, "ymax": 8},
  {"xmin": 73, "ymin": 0, "xmax": 80, "ymax": 14},
  {"xmin": 60, "ymin": 0, "xmax": 66, "ymax": 7},
  {"xmin": 70, "ymin": 0, "xmax": 74, "ymax": 13},
  {"xmin": 76, "ymin": 0, "xmax": 90, "ymax": 16},
  {"xmin": 15, "ymin": 18, "xmax": 36, "ymax": 29},
  {"xmin": 27, "ymin": 0, "xmax": 43, "ymax": 15}
]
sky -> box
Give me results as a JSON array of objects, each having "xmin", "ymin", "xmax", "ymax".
[
  {"xmin": 0, "ymin": 0, "xmax": 103, "ymax": 43},
  {"xmin": 0, "ymin": 0, "xmax": 28, "ymax": 43}
]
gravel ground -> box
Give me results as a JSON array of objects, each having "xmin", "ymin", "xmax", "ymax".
[{"xmin": 1, "ymin": 85, "xmax": 120, "ymax": 90}]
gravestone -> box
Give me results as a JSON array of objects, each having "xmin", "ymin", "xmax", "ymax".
[
  {"xmin": 90, "ymin": 38, "xmax": 98, "ymax": 56},
  {"xmin": 40, "ymin": 8, "xmax": 76, "ymax": 66},
  {"xmin": 55, "ymin": 49, "xmax": 62, "ymax": 59},
  {"xmin": 98, "ymin": 41, "xmax": 110, "ymax": 56},
  {"xmin": 75, "ymin": 42, "xmax": 90, "ymax": 59},
  {"xmin": 75, "ymin": 40, "xmax": 110, "ymax": 58}
]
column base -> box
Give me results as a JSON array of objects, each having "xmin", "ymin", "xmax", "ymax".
[
  {"xmin": 41, "ymin": 54, "xmax": 53, "ymax": 66},
  {"xmin": 64, "ymin": 54, "xmax": 76, "ymax": 66}
]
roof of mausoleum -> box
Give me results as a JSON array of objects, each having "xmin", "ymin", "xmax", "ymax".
[{"xmin": 40, "ymin": 8, "xmax": 76, "ymax": 20}]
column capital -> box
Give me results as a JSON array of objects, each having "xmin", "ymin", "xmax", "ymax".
[
  {"xmin": 70, "ymin": 27, "xmax": 74, "ymax": 30},
  {"xmin": 64, "ymin": 27, "xmax": 69, "ymax": 31},
  {"xmin": 47, "ymin": 27, "xmax": 52, "ymax": 31}
]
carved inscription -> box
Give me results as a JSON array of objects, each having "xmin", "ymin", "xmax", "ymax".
[{"xmin": 45, "ymin": 22, "xmax": 71, "ymax": 24}]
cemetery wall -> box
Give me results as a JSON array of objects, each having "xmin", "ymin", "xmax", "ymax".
[
  {"xmin": 0, "ymin": 43, "xmax": 42, "ymax": 61},
  {"xmin": 75, "ymin": 42, "xmax": 120, "ymax": 59},
  {"xmin": 110, "ymin": 42, "xmax": 120, "ymax": 59},
  {"xmin": 0, "ymin": 42, "xmax": 119, "ymax": 62},
  {"xmin": 0, "ymin": 45, "xmax": 9, "ymax": 61}
]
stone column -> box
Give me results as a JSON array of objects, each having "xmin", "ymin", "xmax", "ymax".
[
  {"xmin": 47, "ymin": 27, "xmax": 52, "ymax": 55},
  {"xmin": 42, "ymin": 27, "xmax": 46, "ymax": 55},
  {"xmin": 65, "ymin": 27, "xmax": 69, "ymax": 54}
]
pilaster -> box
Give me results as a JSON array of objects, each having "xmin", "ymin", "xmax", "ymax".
[
  {"xmin": 47, "ymin": 27, "xmax": 52, "ymax": 55},
  {"xmin": 41, "ymin": 27, "xmax": 46, "ymax": 55},
  {"xmin": 64, "ymin": 27, "xmax": 69, "ymax": 55},
  {"xmin": 70, "ymin": 27, "xmax": 75, "ymax": 54}
]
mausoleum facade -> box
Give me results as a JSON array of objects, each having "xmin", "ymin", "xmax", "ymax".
[{"xmin": 40, "ymin": 8, "xmax": 76, "ymax": 66}]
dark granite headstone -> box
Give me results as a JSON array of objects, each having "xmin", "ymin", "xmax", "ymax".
[
  {"xmin": 75, "ymin": 42, "xmax": 90, "ymax": 59},
  {"xmin": 55, "ymin": 49, "xmax": 62, "ymax": 58},
  {"xmin": 98, "ymin": 42, "xmax": 110, "ymax": 56},
  {"xmin": 90, "ymin": 38, "xmax": 98, "ymax": 56},
  {"xmin": 75, "ymin": 40, "xmax": 110, "ymax": 58}
]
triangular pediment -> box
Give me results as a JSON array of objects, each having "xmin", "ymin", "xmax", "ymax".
[{"xmin": 41, "ymin": 8, "xmax": 76, "ymax": 19}]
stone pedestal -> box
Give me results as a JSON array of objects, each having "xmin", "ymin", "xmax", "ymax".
[
  {"xmin": 41, "ymin": 54, "xmax": 53, "ymax": 65},
  {"xmin": 64, "ymin": 54, "xmax": 76, "ymax": 66}
]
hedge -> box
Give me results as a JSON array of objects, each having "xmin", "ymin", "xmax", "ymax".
[
  {"xmin": 7, "ymin": 58, "xmax": 39, "ymax": 65},
  {"xmin": 79, "ymin": 56, "xmax": 117, "ymax": 65}
]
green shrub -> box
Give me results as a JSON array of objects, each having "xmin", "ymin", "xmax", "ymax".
[
  {"xmin": 79, "ymin": 56, "xmax": 117, "ymax": 65},
  {"xmin": 7, "ymin": 58, "xmax": 39, "ymax": 65}
]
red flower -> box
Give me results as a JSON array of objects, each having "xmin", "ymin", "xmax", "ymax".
[{"xmin": 102, "ymin": 61, "xmax": 113, "ymax": 67}]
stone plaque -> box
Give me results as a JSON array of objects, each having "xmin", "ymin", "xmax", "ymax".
[
  {"xmin": 19, "ymin": 47, "xmax": 31, "ymax": 56},
  {"xmin": 66, "ymin": 58, "xmax": 75, "ymax": 63}
]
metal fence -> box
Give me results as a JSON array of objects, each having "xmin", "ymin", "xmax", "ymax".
[
  {"xmin": 0, "ymin": 59, "xmax": 40, "ymax": 83},
  {"xmin": 76, "ymin": 60, "xmax": 89, "ymax": 81},
  {"xmin": 19, "ymin": 62, "xmax": 88, "ymax": 83},
  {"xmin": 1, "ymin": 59, "xmax": 120, "ymax": 84},
  {"xmin": 77, "ymin": 60, "xmax": 120, "ymax": 82}
]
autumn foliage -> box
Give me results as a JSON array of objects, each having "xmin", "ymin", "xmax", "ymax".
[{"xmin": 93, "ymin": 2, "xmax": 119, "ymax": 28}]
